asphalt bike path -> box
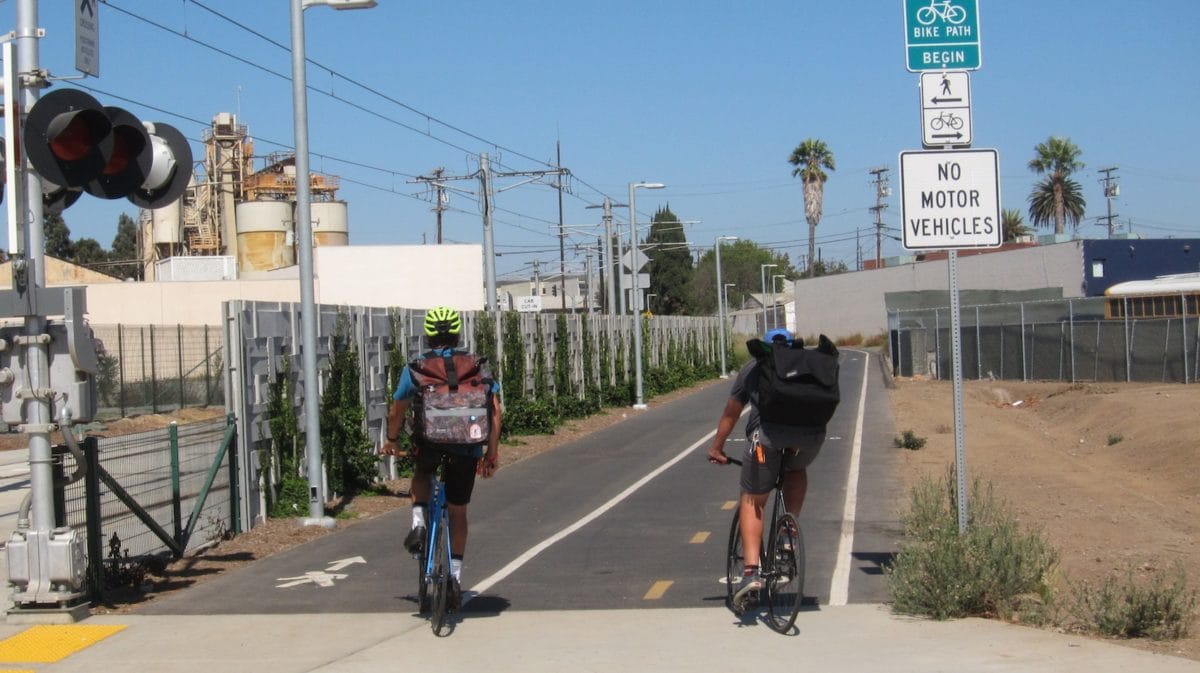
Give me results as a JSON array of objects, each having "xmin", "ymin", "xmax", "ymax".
[
  {"xmin": 132, "ymin": 348, "xmax": 880, "ymax": 615},
  {"xmin": 2, "ymin": 352, "xmax": 1197, "ymax": 671}
]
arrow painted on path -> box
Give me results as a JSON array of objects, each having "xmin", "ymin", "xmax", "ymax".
[
  {"xmin": 327, "ymin": 556, "xmax": 366, "ymax": 572},
  {"xmin": 275, "ymin": 571, "xmax": 348, "ymax": 588}
]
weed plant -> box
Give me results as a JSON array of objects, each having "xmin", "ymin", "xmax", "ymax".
[
  {"xmin": 886, "ymin": 474, "xmax": 1058, "ymax": 621},
  {"xmin": 1070, "ymin": 564, "xmax": 1196, "ymax": 640}
]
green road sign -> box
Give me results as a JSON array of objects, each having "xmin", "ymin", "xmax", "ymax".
[{"xmin": 904, "ymin": 0, "xmax": 980, "ymax": 71}]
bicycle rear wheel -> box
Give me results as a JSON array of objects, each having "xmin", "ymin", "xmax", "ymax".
[
  {"xmin": 724, "ymin": 510, "xmax": 744, "ymax": 612},
  {"xmin": 765, "ymin": 513, "xmax": 805, "ymax": 633},
  {"xmin": 429, "ymin": 514, "xmax": 452, "ymax": 635}
]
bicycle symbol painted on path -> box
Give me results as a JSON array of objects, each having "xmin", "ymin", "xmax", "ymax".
[
  {"xmin": 916, "ymin": 0, "xmax": 967, "ymax": 25},
  {"xmin": 929, "ymin": 111, "xmax": 964, "ymax": 131}
]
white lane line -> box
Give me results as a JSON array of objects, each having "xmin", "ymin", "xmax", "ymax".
[
  {"xmin": 829, "ymin": 351, "xmax": 870, "ymax": 606},
  {"xmin": 470, "ymin": 407, "xmax": 749, "ymax": 599}
]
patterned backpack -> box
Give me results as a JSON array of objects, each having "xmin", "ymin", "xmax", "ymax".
[{"xmin": 408, "ymin": 351, "xmax": 494, "ymax": 447}]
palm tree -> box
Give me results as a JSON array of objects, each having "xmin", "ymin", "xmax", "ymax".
[
  {"xmin": 788, "ymin": 139, "xmax": 835, "ymax": 278},
  {"xmin": 1027, "ymin": 136, "xmax": 1086, "ymax": 234},
  {"xmin": 1001, "ymin": 208, "xmax": 1033, "ymax": 242}
]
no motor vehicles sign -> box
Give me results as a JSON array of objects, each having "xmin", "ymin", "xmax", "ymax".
[{"xmin": 899, "ymin": 149, "xmax": 1000, "ymax": 250}]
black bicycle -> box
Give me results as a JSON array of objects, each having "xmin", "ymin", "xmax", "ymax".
[{"xmin": 724, "ymin": 457, "xmax": 806, "ymax": 633}]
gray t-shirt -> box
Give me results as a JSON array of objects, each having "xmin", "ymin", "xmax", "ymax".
[{"xmin": 729, "ymin": 360, "xmax": 827, "ymax": 449}]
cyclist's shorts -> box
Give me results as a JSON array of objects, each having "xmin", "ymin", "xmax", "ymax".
[
  {"xmin": 739, "ymin": 428, "xmax": 825, "ymax": 495},
  {"xmin": 414, "ymin": 446, "xmax": 480, "ymax": 506}
]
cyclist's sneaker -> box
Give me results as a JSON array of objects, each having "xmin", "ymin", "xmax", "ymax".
[
  {"xmin": 404, "ymin": 525, "xmax": 426, "ymax": 556},
  {"xmin": 732, "ymin": 573, "xmax": 763, "ymax": 612},
  {"xmin": 448, "ymin": 577, "xmax": 462, "ymax": 612}
]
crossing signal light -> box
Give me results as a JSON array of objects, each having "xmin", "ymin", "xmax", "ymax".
[{"xmin": 23, "ymin": 88, "xmax": 192, "ymax": 210}]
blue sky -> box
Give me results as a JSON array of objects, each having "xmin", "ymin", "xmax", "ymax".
[{"xmin": 6, "ymin": 0, "xmax": 1199, "ymax": 280}]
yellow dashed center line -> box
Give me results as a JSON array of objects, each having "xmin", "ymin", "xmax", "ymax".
[
  {"xmin": 643, "ymin": 580, "xmax": 673, "ymax": 600},
  {"xmin": 690, "ymin": 531, "xmax": 710, "ymax": 544},
  {"xmin": 721, "ymin": 500, "xmax": 737, "ymax": 510},
  {"xmin": 0, "ymin": 624, "xmax": 126, "ymax": 663}
]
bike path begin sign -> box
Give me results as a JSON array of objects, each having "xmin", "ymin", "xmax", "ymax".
[
  {"xmin": 904, "ymin": 0, "xmax": 981, "ymax": 71},
  {"xmin": 900, "ymin": 149, "xmax": 1000, "ymax": 250}
]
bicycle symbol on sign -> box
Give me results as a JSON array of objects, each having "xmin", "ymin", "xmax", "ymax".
[
  {"xmin": 916, "ymin": 0, "xmax": 967, "ymax": 25},
  {"xmin": 929, "ymin": 111, "xmax": 964, "ymax": 131}
]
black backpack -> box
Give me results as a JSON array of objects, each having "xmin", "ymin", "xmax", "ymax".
[{"xmin": 747, "ymin": 335, "xmax": 840, "ymax": 427}]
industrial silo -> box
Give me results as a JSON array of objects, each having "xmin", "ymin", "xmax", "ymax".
[
  {"xmin": 235, "ymin": 200, "xmax": 294, "ymax": 272},
  {"xmin": 310, "ymin": 200, "xmax": 349, "ymax": 247},
  {"xmin": 151, "ymin": 200, "xmax": 182, "ymax": 245}
]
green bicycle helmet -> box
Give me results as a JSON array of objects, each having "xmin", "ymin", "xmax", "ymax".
[{"xmin": 423, "ymin": 306, "xmax": 462, "ymax": 338}]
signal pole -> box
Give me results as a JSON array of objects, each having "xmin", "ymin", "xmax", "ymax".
[
  {"xmin": 869, "ymin": 167, "xmax": 890, "ymax": 268},
  {"xmin": 1098, "ymin": 166, "xmax": 1120, "ymax": 238}
]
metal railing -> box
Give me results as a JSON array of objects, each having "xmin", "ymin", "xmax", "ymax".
[
  {"xmin": 888, "ymin": 297, "xmax": 1199, "ymax": 384},
  {"xmin": 56, "ymin": 416, "xmax": 238, "ymax": 600},
  {"xmin": 90, "ymin": 324, "xmax": 225, "ymax": 419}
]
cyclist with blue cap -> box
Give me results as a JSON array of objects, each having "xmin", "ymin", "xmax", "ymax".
[{"xmin": 708, "ymin": 326, "xmax": 832, "ymax": 611}]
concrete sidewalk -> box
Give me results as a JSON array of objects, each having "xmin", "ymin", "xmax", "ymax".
[{"xmin": 0, "ymin": 605, "xmax": 1195, "ymax": 672}]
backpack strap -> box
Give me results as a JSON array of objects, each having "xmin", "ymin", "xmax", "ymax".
[{"xmin": 443, "ymin": 353, "xmax": 459, "ymax": 391}]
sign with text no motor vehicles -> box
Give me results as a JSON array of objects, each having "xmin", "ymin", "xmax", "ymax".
[{"xmin": 900, "ymin": 149, "xmax": 1000, "ymax": 250}]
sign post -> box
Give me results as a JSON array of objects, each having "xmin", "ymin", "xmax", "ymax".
[{"xmin": 904, "ymin": 0, "xmax": 981, "ymax": 72}]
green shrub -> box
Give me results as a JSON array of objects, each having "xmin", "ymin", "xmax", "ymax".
[
  {"xmin": 1106, "ymin": 433, "xmax": 1124, "ymax": 446},
  {"xmin": 886, "ymin": 474, "xmax": 1059, "ymax": 621},
  {"xmin": 895, "ymin": 430, "xmax": 927, "ymax": 450},
  {"xmin": 1071, "ymin": 564, "xmax": 1196, "ymax": 640}
]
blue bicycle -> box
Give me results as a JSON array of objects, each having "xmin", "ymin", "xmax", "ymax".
[{"xmin": 414, "ymin": 460, "xmax": 456, "ymax": 635}]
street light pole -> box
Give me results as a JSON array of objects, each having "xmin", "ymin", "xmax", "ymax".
[
  {"xmin": 629, "ymin": 181, "xmax": 664, "ymax": 409},
  {"xmin": 291, "ymin": 0, "xmax": 376, "ymax": 525},
  {"xmin": 772, "ymin": 274, "xmax": 786, "ymax": 331},
  {"xmin": 714, "ymin": 235, "xmax": 738, "ymax": 377},
  {"xmin": 760, "ymin": 263, "xmax": 776, "ymax": 335}
]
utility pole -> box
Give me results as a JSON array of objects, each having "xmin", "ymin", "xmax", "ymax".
[
  {"xmin": 1098, "ymin": 166, "xmax": 1120, "ymax": 238},
  {"xmin": 869, "ymin": 166, "xmax": 891, "ymax": 269},
  {"xmin": 412, "ymin": 155, "xmax": 567, "ymax": 311},
  {"xmin": 413, "ymin": 166, "xmax": 448, "ymax": 244},
  {"xmin": 585, "ymin": 196, "xmax": 624, "ymax": 314},
  {"xmin": 556, "ymin": 142, "xmax": 566, "ymax": 310},
  {"xmin": 433, "ymin": 167, "xmax": 446, "ymax": 244}
]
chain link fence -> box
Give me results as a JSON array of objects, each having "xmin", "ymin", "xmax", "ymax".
[
  {"xmin": 888, "ymin": 297, "xmax": 1199, "ymax": 384},
  {"xmin": 90, "ymin": 324, "xmax": 225, "ymax": 419}
]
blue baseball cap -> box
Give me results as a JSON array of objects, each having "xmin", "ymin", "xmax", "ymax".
[{"xmin": 764, "ymin": 328, "xmax": 793, "ymax": 345}]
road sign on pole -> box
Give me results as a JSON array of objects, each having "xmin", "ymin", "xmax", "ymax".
[
  {"xmin": 920, "ymin": 70, "xmax": 972, "ymax": 147},
  {"xmin": 904, "ymin": 0, "xmax": 981, "ymax": 71},
  {"xmin": 899, "ymin": 149, "xmax": 1000, "ymax": 250},
  {"xmin": 75, "ymin": 0, "xmax": 99, "ymax": 76}
]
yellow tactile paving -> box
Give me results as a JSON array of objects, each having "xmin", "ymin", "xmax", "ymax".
[
  {"xmin": 643, "ymin": 580, "xmax": 673, "ymax": 600},
  {"xmin": 690, "ymin": 531, "xmax": 710, "ymax": 544},
  {"xmin": 0, "ymin": 624, "xmax": 126, "ymax": 663}
]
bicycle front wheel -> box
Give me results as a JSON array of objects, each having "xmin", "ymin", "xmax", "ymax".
[
  {"xmin": 765, "ymin": 513, "xmax": 805, "ymax": 633},
  {"xmin": 724, "ymin": 510, "xmax": 745, "ymax": 612},
  {"xmin": 429, "ymin": 516, "xmax": 452, "ymax": 635}
]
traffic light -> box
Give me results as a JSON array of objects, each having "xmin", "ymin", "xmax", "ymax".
[{"xmin": 23, "ymin": 88, "xmax": 192, "ymax": 210}]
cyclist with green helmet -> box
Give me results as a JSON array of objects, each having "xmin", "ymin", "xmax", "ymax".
[{"xmin": 382, "ymin": 306, "xmax": 502, "ymax": 607}]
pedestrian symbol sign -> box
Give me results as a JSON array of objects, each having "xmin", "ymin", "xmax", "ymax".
[
  {"xmin": 920, "ymin": 71, "xmax": 972, "ymax": 147},
  {"xmin": 904, "ymin": 0, "xmax": 981, "ymax": 72}
]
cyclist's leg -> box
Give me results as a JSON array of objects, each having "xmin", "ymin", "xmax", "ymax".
[
  {"xmin": 442, "ymin": 452, "xmax": 479, "ymax": 553},
  {"xmin": 781, "ymin": 468, "xmax": 808, "ymax": 518},
  {"xmin": 780, "ymin": 428, "xmax": 825, "ymax": 516},
  {"xmin": 738, "ymin": 431, "xmax": 783, "ymax": 567}
]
